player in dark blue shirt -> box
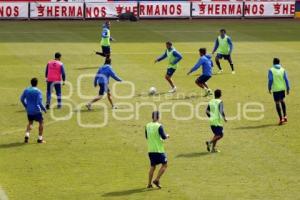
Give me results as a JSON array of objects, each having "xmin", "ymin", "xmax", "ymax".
[{"xmin": 20, "ymin": 78, "xmax": 47, "ymax": 143}]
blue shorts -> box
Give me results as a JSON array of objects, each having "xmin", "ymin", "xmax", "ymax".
[
  {"xmin": 211, "ymin": 126, "xmax": 223, "ymax": 137},
  {"xmin": 216, "ymin": 53, "xmax": 231, "ymax": 60},
  {"xmin": 102, "ymin": 46, "xmax": 111, "ymax": 55},
  {"xmin": 27, "ymin": 113, "xmax": 43, "ymax": 122},
  {"xmin": 166, "ymin": 68, "xmax": 176, "ymax": 77},
  {"xmin": 98, "ymin": 83, "xmax": 110, "ymax": 95},
  {"xmin": 148, "ymin": 153, "xmax": 167, "ymax": 166},
  {"xmin": 196, "ymin": 75, "xmax": 211, "ymax": 84},
  {"xmin": 273, "ymin": 91, "xmax": 285, "ymax": 102}
]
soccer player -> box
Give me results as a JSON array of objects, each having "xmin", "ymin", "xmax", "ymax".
[
  {"xmin": 45, "ymin": 52, "xmax": 66, "ymax": 109},
  {"xmin": 145, "ymin": 111, "xmax": 169, "ymax": 189},
  {"xmin": 20, "ymin": 78, "xmax": 47, "ymax": 144},
  {"xmin": 96, "ymin": 21, "xmax": 114, "ymax": 58},
  {"xmin": 212, "ymin": 29, "xmax": 235, "ymax": 74},
  {"xmin": 154, "ymin": 41, "xmax": 183, "ymax": 93},
  {"xmin": 205, "ymin": 89, "xmax": 227, "ymax": 153},
  {"xmin": 86, "ymin": 58, "xmax": 122, "ymax": 110},
  {"xmin": 268, "ymin": 58, "xmax": 290, "ymax": 125},
  {"xmin": 187, "ymin": 48, "xmax": 213, "ymax": 97}
]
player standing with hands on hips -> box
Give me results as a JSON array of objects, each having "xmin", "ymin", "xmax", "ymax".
[
  {"xmin": 145, "ymin": 111, "xmax": 169, "ymax": 189},
  {"xmin": 268, "ymin": 58, "xmax": 290, "ymax": 125},
  {"xmin": 155, "ymin": 41, "xmax": 183, "ymax": 93},
  {"xmin": 212, "ymin": 29, "xmax": 235, "ymax": 74},
  {"xmin": 45, "ymin": 52, "xmax": 66, "ymax": 110}
]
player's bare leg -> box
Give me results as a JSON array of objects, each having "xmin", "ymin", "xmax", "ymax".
[
  {"xmin": 147, "ymin": 166, "xmax": 156, "ymax": 188},
  {"xmin": 165, "ymin": 75, "xmax": 176, "ymax": 93},
  {"xmin": 153, "ymin": 163, "xmax": 167, "ymax": 189},
  {"xmin": 37, "ymin": 120, "xmax": 45, "ymax": 143},
  {"xmin": 24, "ymin": 121, "xmax": 33, "ymax": 143},
  {"xmin": 107, "ymin": 92, "xmax": 115, "ymax": 109},
  {"xmin": 86, "ymin": 95, "xmax": 103, "ymax": 110},
  {"xmin": 196, "ymin": 81, "xmax": 211, "ymax": 96},
  {"xmin": 210, "ymin": 135, "xmax": 222, "ymax": 152}
]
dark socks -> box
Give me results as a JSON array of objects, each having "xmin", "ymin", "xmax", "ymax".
[
  {"xmin": 230, "ymin": 63, "xmax": 234, "ymax": 71},
  {"xmin": 281, "ymin": 101, "xmax": 287, "ymax": 117},
  {"xmin": 216, "ymin": 60, "xmax": 222, "ymax": 70},
  {"xmin": 276, "ymin": 103, "xmax": 282, "ymax": 120},
  {"xmin": 95, "ymin": 52, "xmax": 105, "ymax": 57}
]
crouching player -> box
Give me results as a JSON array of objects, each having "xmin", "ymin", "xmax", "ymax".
[
  {"xmin": 187, "ymin": 48, "xmax": 213, "ymax": 97},
  {"xmin": 145, "ymin": 111, "xmax": 169, "ymax": 189},
  {"xmin": 206, "ymin": 89, "xmax": 227, "ymax": 153},
  {"xmin": 86, "ymin": 58, "xmax": 122, "ymax": 110},
  {"xmin": 20, "ymin": 78, "xmax": 47, "ymax": 144}
]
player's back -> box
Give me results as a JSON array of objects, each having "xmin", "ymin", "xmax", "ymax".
[
  {"xmin": 22, "ymin": 87, "xmax": 42, "ymax": 114},
  {"xmin": 47, "ymin": 60, "xmax": 63, "ymax": 82}
]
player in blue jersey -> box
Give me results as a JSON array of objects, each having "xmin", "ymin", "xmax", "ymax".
[
  {"xmin": 86, "ymin": 58, "xmax": 122, "ymax": 110},
  {"xmin": 20, "ymin": 78, "xmax": 47, "ymax": 144},
  {"xmin": 187, "ymin": 48, "xmax": 213, "ymax": 97}
]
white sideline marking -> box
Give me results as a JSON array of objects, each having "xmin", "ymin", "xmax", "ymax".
[{"xmin": 0, "ymin": 187, "xmax": 8, "ymax": 200}]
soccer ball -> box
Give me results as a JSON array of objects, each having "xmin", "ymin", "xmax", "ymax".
[{"xmin": 149, "ymin": 87, "xmax": 157, "ymax": 95}]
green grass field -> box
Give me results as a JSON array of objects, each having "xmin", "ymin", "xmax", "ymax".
[{"xmin": 0, "ymin": 19, "xmax": 300, "ymax": 200}]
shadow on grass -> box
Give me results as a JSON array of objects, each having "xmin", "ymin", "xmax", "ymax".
[
  {"xmin": 75, "ymin": 66, "xmax": 99, "ymax": 70},
  {"xmin": 234, "ymin": 123, "xmax": 277, "ymax": 130},
  {"xmin": 102, "ymin": 187, "xmax": 155, "ymax": 197},
  {"xmin": 0, "ymin": 142, "xmax": 25, "ymax": 149},
  {"xmin": 176, "ymin": 152, "xmax": 211, "ymax": 158}
]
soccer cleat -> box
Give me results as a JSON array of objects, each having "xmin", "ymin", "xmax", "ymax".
[
  {"xmin": 147, "ymin": 184, "xmax": 153, "ymax": 189},
  {"xmin": 283, "ymin": 116, "xmax": 288, "ymax": 122},
  {"xmin": 24, "ymin": 136, "xmax": 29, "ymax": 143},
  {"xmin": 278, "ymin": 119, "xmax": 285, "ymax": 126},
  {"xmin": 232, "ymin": 71, "xmax": 236, "ymax": 74},
  {"xmin": 112, "ymin": 105, "xmax": 118, "ymax": 109},
  {"xmin": 153, "ymin": 180, "xmax": 161, "ymax": 189},
  {"xmin": 37, "ymin": 139, "xmax": 46, "ymax": 144},
  {"xmin": 46, "ymin": 104, "xmax": 50, "ymax": 110},
  {"xmin": 217, "ymin": 69, "xmax": 223, "ymax": 74},
  {"xmin": 206, "ymin": 141, "xmax": 211, "ymax": 152},
  {"xmin": 86, "ymin": 104, "xmax": 92, "ymax": 111},
  {"xmin": 168, "ymin": 86, "xmax": 177, "ymax": 93},
  {"xmin": 211, "ymin": 149, "xmax": 221, "ymax": 153},
  {"xmin": 203, "ymin": 89, "xmax": 213, "ymax": 97}
]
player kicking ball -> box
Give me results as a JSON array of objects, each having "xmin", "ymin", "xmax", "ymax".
[
  {"xmin": 206, "ymin": 89, "xmax": 227, "ymax": 153},
  {"xmin": 145, "ymin": 111, "xmax": 169, "ymax": 189},
  {"xmin": 20, "ymin": 78, "xmax": 47, "ymax": 144},
  {"xmin": 212, "ymin": 29, "xmax": 235, "ymax": 74},
  {"xmin": 187, "ymin": 48, "xmax": 213, "ymax": 97},
  {"xmin": 155, "ymin": 41, "xmax": 183, "ymax": 93},
  {"xmin": 268, "ymin": 58, "xmax": 290, "ymax": 125},
  {"xmin": 86, "ymin": 58, "xmax": 122, "ymax": 110}
]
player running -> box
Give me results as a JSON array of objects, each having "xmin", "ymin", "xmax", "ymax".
[
  {"xmin": 212, "ymin": 29, "xmax": 235, "ymax": 74},
  {"xmin": 96, "ymin": 21, "xmax": 114, "ymax": 58},
  {"xmin": 20, "ymin": 78, "xmax": 47, "ymax": 144},
  {"xmin": 268, "ymin": 58, "xmax": 290, "ymax": 125},
  {"xmin": 155, "ymin": 41, "xmax": 183, "ymax": 93},
  {"xmin": 145, "ymin": 111, "xmax": 169, "ymax": 189},
  {"xmin": 205, "ymin": 89, "xmax": 227, "ymax": 153},
  {"xmin": 187, "ymin": 48, "xmax": 213, "ymax": 97},
  {"xmin": 45, "ymin": 52, "xmax": 66, "ymax": 109},
  {"xmin": 86, "ymin": 58, "xmax": 122, "ymax": 110}
]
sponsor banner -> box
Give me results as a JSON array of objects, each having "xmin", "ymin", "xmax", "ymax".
[
  {"xmin": 0, "ymin": 2, "xmax": 28, "ymax": 18},
  {"xmin": 139, "ymin": 1, "xmax": 190, "ymax": 18},
  {"xmin": 244, "ymin": 1, "xmax": 295, "ymax": 17},
  {"xmin": 30, "ymin": 2, "xmax": 84, "ymax": 18},
  {"xmin": 85, "ymin": 2, "xmax": 137, "ymax": 18},
  {"xmin": 192, "ymin": 2, "xmax": 243, "ymax": 17}
]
